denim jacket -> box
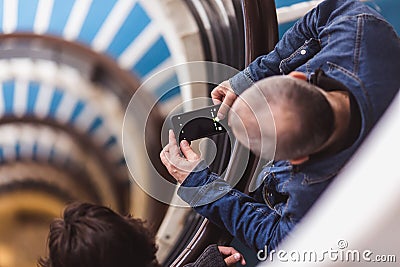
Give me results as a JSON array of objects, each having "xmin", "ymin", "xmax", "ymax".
[{"xmin": 178, "ymin": 0, "xmax": 400, "ymax": 253}]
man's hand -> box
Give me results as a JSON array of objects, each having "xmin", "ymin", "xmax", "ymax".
[
  {"xmin": 211, "ymin": 80, "xmax": 238, "ymax": 120},
  {"xmin": 160, "ymin": 130, "xmax": 201, "ymax": 184},
  {"xmin": 218, "ymin": 246, "xmax": 246, "ymax": 266}
]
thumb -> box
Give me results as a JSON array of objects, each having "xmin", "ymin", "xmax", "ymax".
[
  {"xmin": 180, "ymin": 140, "xmax": 199, "ymax": 160},
  {"xmin": 224, "ymin": 253, "xmax": 242, "ymax": 266}
]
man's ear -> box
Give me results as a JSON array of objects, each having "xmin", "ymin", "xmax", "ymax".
[
  {"xmin": 289, "ymin": 156, "xmax": 309, "ymax": 165},
  {"xmin": 289, "ymin": 71, "xmax": 307, "ymax": 81}
]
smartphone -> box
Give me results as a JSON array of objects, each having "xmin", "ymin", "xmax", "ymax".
[{"xmin": 171, "ymin": 104, "xmax": 229, "ymax": 143}]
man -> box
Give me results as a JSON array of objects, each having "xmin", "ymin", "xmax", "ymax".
[
  {"xmin": 38, "ymin": 202, "xmax": 246, "ymax": 267},
  {"xmin": 160, "ymin": 0, "xmax": 399, "ymax": 254}
]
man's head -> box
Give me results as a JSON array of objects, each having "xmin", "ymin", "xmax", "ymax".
[
  {"xmin": 228, "ymin": 75, "xmax": 334, "ymax": 162},
  {"xmin": 38, "ymin": 202, "xmax": 159, "ymax": 267}
]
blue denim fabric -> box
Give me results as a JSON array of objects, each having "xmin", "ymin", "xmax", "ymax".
[{"xmin": 178, "ymin": 0, "xmax": 400, "ymax": 253}]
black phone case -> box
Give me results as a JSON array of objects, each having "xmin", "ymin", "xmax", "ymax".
[{"xmin": 171, "ymin": 104, "xmax": 228, "ymax": 143}]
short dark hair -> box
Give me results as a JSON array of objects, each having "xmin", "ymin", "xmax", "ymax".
[
  {"xmin": 38, "ymin": 202, "xmax": 159, "ymax": 267},
  {"xmin": 234, "ymin": 76, "xmax": 335, "ymax": 160},
  {"xmin": 260, "ymin": 76, "xmax": 334, "ymax": 160}
]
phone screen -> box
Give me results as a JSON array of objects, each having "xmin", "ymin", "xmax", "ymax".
[{"xmin": 171, "ymin": 104, "xmax": 228, "ymax": 143}]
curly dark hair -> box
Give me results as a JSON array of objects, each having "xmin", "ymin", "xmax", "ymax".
[{"xmin": 38, "ymin": 202, "xmax": 159, "ymax": 267}]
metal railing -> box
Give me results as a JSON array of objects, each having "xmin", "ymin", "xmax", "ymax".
[{"xmin": 165, "ymin": 0, "xmax": 278, "ymax": 265}]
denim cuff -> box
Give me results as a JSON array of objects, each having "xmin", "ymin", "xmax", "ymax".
[
  {"xmin": 229, "ymin": 67, "xmax": 254, "ymax": 95},
  {"xmin": 180, "ymin": 160, "xmax": 210, "ymax": 188},
  {"xmin": 178, "ymin": 161, "xmax": 232, "ymax": 207}
]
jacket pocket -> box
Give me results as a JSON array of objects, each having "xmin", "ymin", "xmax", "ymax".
[
  {"xmin": 279, "ymin": 38, "xmax": 321, "ymax": 74},
  {"xmin": 301, "ymin": 170, "xmax": 339, "ymax": 185}
]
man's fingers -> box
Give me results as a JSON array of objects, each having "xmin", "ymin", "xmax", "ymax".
[
  {"xmin": 162, "ymin": 144, "xmax": 169, "ymax": 152},
  {"xmin": 212, "ymin": 98, "xmax": 222, "ymax": 105},
  {"xmin": 168, "ymin": 129, "xmax": 179, "ymax": 154},
  {"xmin": 218, "ymin": 246, "xmax": 238, "ymax": 256},
  {"xmin": 159, "ymin": 134, "xmax": 200, "ymax": 184},
  {"xmin": 218, "ymin": 246, "xmax": 246, "ymax": 266},
  {"xmin": 180, "ymin": 140, "xmax": 199, "ymax": 161},
  {"xmin": 168, "ymin": 129, "xmax": 177, "ymax": 146},
  {"xmin": 211, "ymin": 86, "xmax": 224, "ymax": 103},
  {"xmin": 224, "ymin": 253, "xmax": 243, "ymax": 266},
  {"xmin": 224, "ymin": 253, "xmax": 246, "ymax": 266},
  {"xmin": 218, "ymin": 92, "xmax": 236, "ymax": 120},
  {"xmin": 211, "ymin": 80, "xmax": 232, "ymax": 106},
  {"xmin": 160, "ymin": 150, "xmax": 169, "ymax": 167}
]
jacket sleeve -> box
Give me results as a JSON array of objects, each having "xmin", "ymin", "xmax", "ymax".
[
  {"xmin": 178, "ymin": 162, "xmax": 296, "ymax": 252},
  {"xmin": 229, "ymin": 4, "xmax": 319, "ymax": 95}
]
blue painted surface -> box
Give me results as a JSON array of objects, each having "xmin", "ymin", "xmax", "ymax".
[
  {"xmin": 0, "ymin": 147, "xmax": 3, "ymax": 163},
  {"xmin": 106, "ymin": 3, "xmax": 151, "ymax": 58},
  {"xmin": 17, "ymin": 0, "xmax": 39, "ymax": 31},
  {"xmin": 48, "ymin": 89, "xmax": 64, "ymax": 117},
  {"xmin": 15, "ymin": 143, "xmax": 21, "ymax": 161},
  {"xmin": 68, "ymin": 100, "xmax": 85, "ymax": 124},
  {"xmin": 27, "ymin": 82, "xmax": 40, "ymax": 114},
  {"xmin": 366, "ymin": 0, "xmax": 400, "ymax": 34},
  {"xmin": 0, "ymin": 0, "xmax": 179, "ymax": 101},
  {"xmin": 103, "ymin": 136, "xmax": 117, "ymax": 149},
  {"xmin": 78, "ymin": 0, "xmax": 118, "ymax": 44},
  {"xmin": 154, "ymin": 74, "xmax": 180, "ymax": 102},
  {"xmin": 275, "ymin": 0, "xmax": 308, "ymax": 8},
  {"xmin": 278, "ymin": 21, "xmax": 295, "ymax": 38},
  {"xmin": 87, "ymin": 116, "xmax": 103, "ymax": 134},
  {"xmin": 47, "ymin": 0, "xmax": 76, "ymax": 35},
  {"xmin": 132, "ymin": 36, "xmax": 171, "ymax": 78},
  {"xmin": 276, "ymin": 0, "xmax": 400, "ymax": 37},
  {"xmin": 2, "ymin": 81, "xmax": 15, "ymax": 115},
  {"xmin": 0, "ymin": 79, "xmax": 122, "ymax": 161},
  {"xmin": 32, "ymin": 142, "xmax": 38, "ymax": 161}
]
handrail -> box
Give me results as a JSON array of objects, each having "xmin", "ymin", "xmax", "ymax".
[
  {"xmin": 242, "ymin": 0, "xmax": 278, "ymax": 64},
  {"xmin": 168, "ymin": 0, "xmax": 278, "ymax": 266}
]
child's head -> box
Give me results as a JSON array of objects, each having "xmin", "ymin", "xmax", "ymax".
[{"xmin": 38, "ymin": 202, "xmax": 159, "ymax": 267}]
